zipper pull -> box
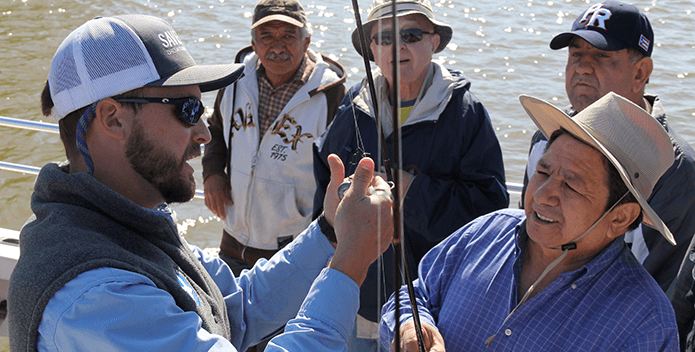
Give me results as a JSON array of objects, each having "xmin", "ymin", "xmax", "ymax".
[{"xmin": 250, "ymin": 151, "xmax": 259, "ymax": 177}]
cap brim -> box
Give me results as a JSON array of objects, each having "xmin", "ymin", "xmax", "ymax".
[
  {"xmin": 550, "ymin": 30, "xmax": 629, "ymax": 52},
  {"xmin": 251, "ymin": 14, "xmax": 304, "ymax": 30},
  {"xmin": 147, "ymin": 62, "xmax": 245, "ymax": 93},
  {"xmin": 518, "ymin": 94, "xmax": 676, "ymax": 246}
]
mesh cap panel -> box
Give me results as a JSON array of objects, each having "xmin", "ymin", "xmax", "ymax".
[
  {"xmin": 48, "ymin": 17, "xmax": 160, "ymax": 120},
  {"xmin": 82, "ymin": 21, "xmax": 150, "ymax": 81},
  {"xmin": 48, "ymin": 15, "xmax": 245, "ymax": 121},
  {"xmin": 51, "ymin": 49, "xmax": 81, "ymax": 94}
]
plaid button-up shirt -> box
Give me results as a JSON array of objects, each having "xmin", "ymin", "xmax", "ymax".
[{"xmin": 256, "ymin": 54, "xmax": 315, "ymax": 141}]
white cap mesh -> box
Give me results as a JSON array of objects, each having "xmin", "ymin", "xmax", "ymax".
[{"xmin": 48, "ymin": 17, "xmax": 160, "ymax": 121}]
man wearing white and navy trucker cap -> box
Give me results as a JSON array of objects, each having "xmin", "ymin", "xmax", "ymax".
[{"xmin": 9, "ymin": 14, "xmax": 394, "ymax": 352}]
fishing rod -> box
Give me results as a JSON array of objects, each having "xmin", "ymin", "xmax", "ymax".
[
  {"xmin": 350, "ymin": 0, "xmax": 393, "ymax": 183},
  {"xmin": 348, "ymin": 1, "xmax": 426, "ymax": 351}
]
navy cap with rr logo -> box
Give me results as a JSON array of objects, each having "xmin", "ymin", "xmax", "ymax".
[
  {"xmin": 549, "ymin": 1, "xmax": 654, "ymax": 57},
  {"xmin": 47, "ymin": 14, "xmax": 245, "ymax": 121}
]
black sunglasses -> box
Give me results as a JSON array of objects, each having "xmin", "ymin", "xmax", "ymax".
[
  {"xmin": 371, "ymin": 28, "xmax": 435, "ymax": 46},
  {"xmin": 115, "ymin": 97, "xmax": 205, "ymax": 126}
]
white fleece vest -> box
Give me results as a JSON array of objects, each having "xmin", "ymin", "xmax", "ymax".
[{"xmin": 219, "ymin": 50, "xmax": 339, "ymax": 249}]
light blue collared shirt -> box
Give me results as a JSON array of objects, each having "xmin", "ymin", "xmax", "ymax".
[{"xmin": 37, "ymin": 220, "xmax": 358, "ymax": 352}]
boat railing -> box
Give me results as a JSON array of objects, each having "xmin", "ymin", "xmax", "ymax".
[
  {"xmin": 0, "ymin": 115, "xmax": 523, "ymax": 195},
  {"xmin": 0, "ymin": 115, "xmax": 207, "ymax": 199}
]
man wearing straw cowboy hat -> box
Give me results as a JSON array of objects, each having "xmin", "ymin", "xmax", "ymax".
[
  {"xmin": 381, "ymin": 92, "xmax": 678, "ymax": 351},
  {"xmin": 520, "ymin": 0, "xmax": 695, "ymax": 304},
  {"xmin": 314, "ymin": 1, "xmax": 508, "ymax": 348},
  {"xmin": 518, "ymin": 2, "xmax": 695, "ymax": 344}
]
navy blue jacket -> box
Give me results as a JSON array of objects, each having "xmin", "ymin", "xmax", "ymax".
[{"xmin": 313, "ymin": 68, "xmax": 509, "ymax": 322}]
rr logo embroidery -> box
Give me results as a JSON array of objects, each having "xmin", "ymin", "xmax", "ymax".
[
  {"xmin": 270, "ymin": 114, "xmax": 313, "ymax": 151},
  {"xmin": 578, "ymin": 3, "xmax": 612, "ymax": 30}
]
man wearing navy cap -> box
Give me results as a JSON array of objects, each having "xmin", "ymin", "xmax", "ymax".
[{"xmin": 520, "ymin": 3, "xmax": 695, "ymax": 338}]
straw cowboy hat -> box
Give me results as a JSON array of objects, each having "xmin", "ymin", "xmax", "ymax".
[{"xmin": 519, "ymin": 92, "xmax": 676, "ymax": 245}]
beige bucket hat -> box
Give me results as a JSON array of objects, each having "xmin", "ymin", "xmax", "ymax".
[
  {"xmin": 519, "ymin": 92, "xmax": 676, "ymax": 245},
  {"xmin": 352, "ymin": 0, "xmax": 452, "ymax": 61}
]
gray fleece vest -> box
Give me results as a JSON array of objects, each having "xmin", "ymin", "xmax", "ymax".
[{"xmin": 9, "ymin": 163, "xmax": 231, "ymax": 352}]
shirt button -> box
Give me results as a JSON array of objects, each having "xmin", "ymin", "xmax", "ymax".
[
  {"xmin": 571, "ymin": 284, "xmax": 577, "ymax": 290},
  {"xmin": 505, "ymin": 329, "xmax": 512, "ymax": 336}
]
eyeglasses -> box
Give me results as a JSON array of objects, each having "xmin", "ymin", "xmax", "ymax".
[
  {"xmin": 114, "ymin": 97, "xmax": 205, "ymax": 126},
  {"xmin": 371, "ymin": 28, "xmax": 435, "ymax": 46}
]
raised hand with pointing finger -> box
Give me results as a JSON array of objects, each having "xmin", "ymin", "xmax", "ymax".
[{"xmin": 325, "ymin": 154, "xmax": 394, "ymax": 286}]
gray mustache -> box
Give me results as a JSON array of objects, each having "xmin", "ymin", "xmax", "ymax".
[{"xmin": 265, "ymin": 52, "xmax": 293, "ymax": 61}]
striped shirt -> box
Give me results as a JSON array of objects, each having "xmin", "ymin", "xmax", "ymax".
[
  {"xmin": 257, "ymin": 54, "xmax": 315, "ymax": 140},
  {"xmin": 380, "ymin": 209, "xmax": 678, "ymax": 351}
]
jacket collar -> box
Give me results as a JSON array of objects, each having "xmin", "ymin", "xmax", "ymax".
[{"xmin": 352, "ymin": 61, "xmax": 456, "ymax": 136}]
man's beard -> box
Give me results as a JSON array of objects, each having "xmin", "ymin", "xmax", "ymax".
[{"xmin": 125, "ymin": 122, "xmax": 199, "ymax": 204}]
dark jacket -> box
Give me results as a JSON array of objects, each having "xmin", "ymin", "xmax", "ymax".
[{"xmin": 313, "ymin": 65, "xmax": 509, "ymax": 322}]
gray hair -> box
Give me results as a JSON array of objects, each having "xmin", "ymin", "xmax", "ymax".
[{"xmin": 626, "ymin": 46, "xmax": 647, "ymax": 65}]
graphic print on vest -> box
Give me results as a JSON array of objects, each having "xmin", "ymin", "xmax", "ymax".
[
  {"xmin": 270, "ymin": 114, "xmax": 313, "ymax": 151},
  {"xmin": 230, "ymin": 102, "xmax": 256, "ymax": 139}
]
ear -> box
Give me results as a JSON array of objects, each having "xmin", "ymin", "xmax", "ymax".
[
  {"xmin": 430, "ymin": 33, "xmax": 441, "ymax": 53},
  {"xmin": 92, "ymin": 98, "xmax": 129, "ymax": 141},
  {"xmin": 303, "ymin": 34, "xmax": 311, "ymax": 51},
  {"xmin": 608, "ymin": 202, "xmax": 642, "ymax": 239},
  {"xmin": 633, "ymin": 57, "xmax": 653, "ymax": 94}
]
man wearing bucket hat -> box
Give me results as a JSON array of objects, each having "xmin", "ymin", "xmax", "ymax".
[
  {"xmin": 382, "ymin": 92, "xmax": 678, "ymax": 351},
  {"xmin": 314, "ymin": 1, "xmax": 508, "ymax": 348},
  {"xmin": 520, "ymin": 1, "xmax": 695, "ymax": 309},
  {"xmin": 8, "ymin": 14, "xmax": 394, "ymax": 352},
  {"xmin": 202, "ymin": 0, "xmax": 347, "ymax": 292}
]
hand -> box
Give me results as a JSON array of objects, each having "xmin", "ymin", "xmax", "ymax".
[
  {"xmin": 393, "ymin": 321, "xmax": 445, "ymax": 352},
  {"xmin": 329, "ymin": 156, "xmax": 394, "ymax": 286},
  {"xmin": 375, "ymin": 169, "xmax": 414, "ymax": 200},
  {"xmin": 323, "ymin": 154, "xmax": 345, "ymax": 227},
  {"xmin": 203, "ymin": 174, "xmax": 233, "ymax": 220}
]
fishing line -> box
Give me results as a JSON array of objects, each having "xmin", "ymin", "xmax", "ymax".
[{"xmin": 344, "ymin": 2, "xmax": 426, "ymax": 351}]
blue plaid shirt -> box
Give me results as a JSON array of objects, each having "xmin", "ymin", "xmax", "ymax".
[{"xmin": 380, "ymin": 209, "xmax": 678, "ymax": 351}]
